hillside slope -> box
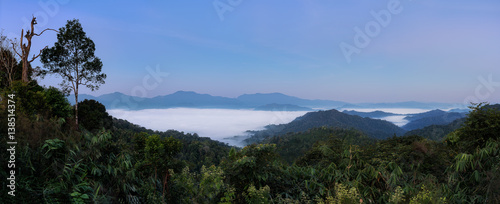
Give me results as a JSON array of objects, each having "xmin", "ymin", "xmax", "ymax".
[
  {"xmin": 403, "ymin": 118, "xmax": 466, "ymax": 141},
  {"xmin": 402, "ymin": 110, "xmax": 467, "ymax": 131},
  {"xmin": 245, "ymin": 109, "xmax": 406, "ymax": 144}
]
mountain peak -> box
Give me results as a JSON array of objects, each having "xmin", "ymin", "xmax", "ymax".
[
  {"xmin": 100, "ymin": 92, "xmax": 126, "ymax": 97},
  {"xmin": 238, "ymin": 92, "xmax": 289, "ymax": 97},
  {"xmin": 172, "ymin": 90, "xmax": 198, "ymax": 95}
]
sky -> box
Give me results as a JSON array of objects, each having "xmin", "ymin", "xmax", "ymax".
[{"xmin": 1, "ymin": 0, "xmax": 500, "ymax": 103}]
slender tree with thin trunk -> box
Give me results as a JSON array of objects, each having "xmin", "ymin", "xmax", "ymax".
[
  {"xmin": 41, "ymin": 19, "xmax": 106, "ymax": 128},
  {"xmin": 12, "ymin": 16, "xmax": 56, "ymax": 83}
]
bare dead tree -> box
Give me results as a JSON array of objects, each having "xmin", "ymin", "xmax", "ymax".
[
  {"xmin": 11, "ymin": 16, "xmax": 56, "ymax": 83},
  {"xmin": 0, "ymin": 34, "xmax": 20, "ymax": 87}
]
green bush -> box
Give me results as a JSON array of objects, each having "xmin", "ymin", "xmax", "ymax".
[{"xmin": 78, "ymin": 99, "xmax": 112, "ymax": 132}]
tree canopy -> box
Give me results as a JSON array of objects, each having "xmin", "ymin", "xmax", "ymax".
[{"xmin": 41, "ymin": 19, "xmax": 106, "ymax": 127}]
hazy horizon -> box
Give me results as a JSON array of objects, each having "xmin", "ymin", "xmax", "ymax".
[{"xmin": 71, "ymin": 90, "xmax": 479, "ymax": 105}]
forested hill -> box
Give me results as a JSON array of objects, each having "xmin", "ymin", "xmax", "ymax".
[
  {"xmin": 402, "ymin": 104, "xmax": 500, "ymax": 140},
  {"xmin": 404, "ymin": 118, "xmax": 466, "ymax": 141},
  {"xmin": 112, "ymin": 117, "xmax": 232, "ymax": 171},
  {"xmin": 342, "ymin": 110, "xmax": 401, "ymax": 118},
  {"xmin": 260, "ymin": 127, "xmax": 376, "ymax": 164},
  {"xmin": 402, "ymin": 110, "xmax": 467, "ymax": 131},
  {"xmin": 245, "ymin": 109, "xmax": 406, "ymax": 144},
  {"xmin": 2, "ymin": 82, "xmax": 500, "ymax": 203}
]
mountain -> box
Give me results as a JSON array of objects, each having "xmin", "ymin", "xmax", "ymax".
[
  {"xmin": 404, "ymin": 118, "xmax": 466, "ymax": 141},
  {"xmin": 261, "ymin": 127, "xmax": 376, "ymax": 164},
  {"xmin": 448, "ymin": 108, "xmax": 469, "ymax": 113},
  {"xmin": 68, "ymin": 91, "xmax": 346, "ymax": 110},
  {"xmin": 402, "ymin": 110, "xmax": 467, "ymax": 131},
  {"xmin": 254, "ymin": 103, "xmax": 313, "ymax": 111},
  {"xmin": 341, "ymin": 101, "xmax": 457, "ymax": 110},
  {"xmin": 244, "ymin": 109, "xmax": 407, "ymax": 144},
  {"xmin": 405, "ymin": 109, "xmax": 449, "ymax": 121},
  {"xmin": 68, "ymin": 91, "xmax": 458, "ymax": 111},
  {"xmin": 147, "ymin": 91, "xmax": 244, "ymax": 109},
  {"xmin": 485, "ymin": 104, "xmax": 500, "ymax": 110},
  {"xmin": 237, "ymin": 93, "xmax": 347, "ymax": 109},
  {"xmin": 67, "ymin": 93, "xmax": 96, "ymax": 103},
  {"xmin": 342, "ymin": 110, "xmax": 401, "ymax": 118},
  {"xmin": 67, "ymin": 92, "xmax": 146, "ymax": 110},
  {"xmin": 68, "ymin": 91, "xmax": 245, "ymax": 109}
]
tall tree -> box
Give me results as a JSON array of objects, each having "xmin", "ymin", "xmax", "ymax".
[
  {"xmin": 41, "ymin": 19, "xmax": 106, "ymax": 127},
  {"xmin": 12, "ymin": 16, "xmax": 56, "ymax": 82}
]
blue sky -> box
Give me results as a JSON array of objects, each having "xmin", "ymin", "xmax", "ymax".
[{"xmin": 1, "ymin": 0, "xmax": 499, "ymax": 103}]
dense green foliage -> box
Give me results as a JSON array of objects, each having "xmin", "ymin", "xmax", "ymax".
[
  {"xmin": 404, "ymin": 118, "xmax": 465, "ymax": 141},
  {"xmin": 78, "ymin": 99, "xmax": 113, "ymax": 132},
  {"xmin": 2, "ymin": 90, "xmax": 499, "ymax": 203},
  {"xmin": 40, "ymin": 19, "xmax": 106, "ymax": 128},
  {"xmin": 0, "ymin": 86, "xmax": 232, "ymax": 203},
  {"xmin": 40, "ymin": 19, "xmax": 106, "ymax": 95},
  {"xmin": 1, "ymin": 19, "xmax": 499, "ymax": 203},
  {"xmin": 262, "ymin": 127, "xmax": 376, "ymax": 164}
]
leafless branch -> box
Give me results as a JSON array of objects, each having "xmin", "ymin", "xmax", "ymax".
[
  {"xmin": 28, "ymin": 45, "xmax": 48, "ymax": 63},
  {"xmin": 10, "ymin": 42, "xmax": 22, "ymax": 58},
  {"xmin": 34, "ymin": 28, "xmax": 58, "ymax": 36}
]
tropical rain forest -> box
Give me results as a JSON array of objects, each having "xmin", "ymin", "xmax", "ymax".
[{"xmin": 1, "ymin": 18, "xmax": 500, "ymax": 204}]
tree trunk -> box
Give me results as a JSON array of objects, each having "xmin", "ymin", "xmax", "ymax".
[
  {"xmin": 22, "ymin": 56, "xmax": 29, "ymax": 82},
  {"xmin": 22, "ymin": 22, "xmax": 32, "ymax": 83},
  {"xmin": 12, "ymin": 17, "xmax": 56, "ymax": 83},
  {"xmin": 20, "ymin": 28, "xmax": 30, "ymax": 83},
  {"xmin": 75, "ymin": 53, "xmax": 79, "ymax": 129},
  {"xmin": 75, "ymin": 88, "xmax": 79, "ymax": 129}
]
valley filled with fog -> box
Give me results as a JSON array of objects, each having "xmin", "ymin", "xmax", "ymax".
[
  {"xmin": 108, "ymin": 108, "xmax": 309, "ymax": 145},
  {"xmin": 108, "ymin": 108, "xmax": 437, "ymax": 146}
]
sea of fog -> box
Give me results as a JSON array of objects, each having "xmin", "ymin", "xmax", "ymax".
[
  {"xmin": 108, "ymin": 108, "xmax": 432, "ymax": 146},
  {"xmin": 108, "ymin": 108, "xmax": 309, "ymax": 146}
]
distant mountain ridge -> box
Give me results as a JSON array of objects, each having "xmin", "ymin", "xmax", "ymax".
[
  {"xmin": 68, "ymin": 91, "xmax": 460, "ymax": 110},
  {"xmin": 342, "ymin": 110, "xmax": 401, "ymax": 118},
  {"xmin": 254, "ymin": 103, "xmax": 313, "ymax": 111},
  {"xmin": 402, "ymin": 110, "xmax": 468, "ymax": 131},
  {"xmin": 341, "ymin": 101, "xmax": 458, "ymax": 109},
  {"xmin": 237, "ymin": 93, "xmax": 346, "ymax": 108},
  {"xmin": 243, "ymin": 109, "xmax": 407, "ymax": 144}
]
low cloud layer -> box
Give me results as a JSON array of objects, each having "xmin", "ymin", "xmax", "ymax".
[
  {"xmin": 340, "ymin": 108, "xmax": 432, "ymax": 127},
  {"xmin": 108, "ymin": 108, "xmax": 308, "ymax": 143},
  {"xmin": 378, "ymin": 115, "xmax": 409, "ymax": 127},
  {"xmin": 108, "ymin": 108, "xmax": 432, "ymax": 146}
]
